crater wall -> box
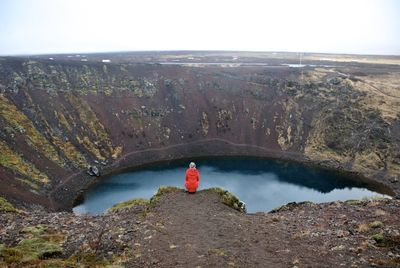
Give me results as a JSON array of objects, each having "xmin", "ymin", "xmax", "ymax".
[{"xmin": 0, "ymin": 54, "xmax": 399, "ymax": 210}]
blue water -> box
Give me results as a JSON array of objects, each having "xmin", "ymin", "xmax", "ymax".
[{"xmin": 73, "ymin": 158, "xmax": 390, "ymax": 214}]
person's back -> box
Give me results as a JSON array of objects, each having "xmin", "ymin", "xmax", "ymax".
[{"xmin": 185, "ymin": 162, "xmax": 200, "ymax": 193}]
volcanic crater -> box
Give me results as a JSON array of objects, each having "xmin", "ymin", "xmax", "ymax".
[{"xmin": 1, "ymin": 51, "xmax": 400, "ymax": 267}]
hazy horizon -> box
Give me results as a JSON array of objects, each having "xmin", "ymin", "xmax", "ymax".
[{"xmin": 1, "ymin": 0, "xmax": 399, "ymax": 56}]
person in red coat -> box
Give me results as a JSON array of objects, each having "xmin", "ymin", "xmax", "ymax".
[{"xmin": 185, "ymin": 162, "xmax": 200, "ymax": 193}]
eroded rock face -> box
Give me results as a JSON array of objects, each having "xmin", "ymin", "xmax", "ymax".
[{"xmin": 0, "ymin": 53, "xmax": 399, "ymax": 210}]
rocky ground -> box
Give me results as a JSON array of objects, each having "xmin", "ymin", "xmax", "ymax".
[{"xmin": 1, "ymin": 188, "xmax": 399, "ymax": 267}]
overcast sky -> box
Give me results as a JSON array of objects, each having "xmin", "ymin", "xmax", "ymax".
[{"xmin": 0, "ymin": 0, "xmax": 399, "ymax": 55}]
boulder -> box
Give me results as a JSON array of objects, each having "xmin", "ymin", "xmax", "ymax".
[{"xmin": 87, "ymin": 165, "xmax": 100, "ymax": 177}]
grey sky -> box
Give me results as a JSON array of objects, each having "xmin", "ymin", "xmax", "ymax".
[{"xmin": 0, "ymin": 0, "xmax": 399, "ymax": 55}]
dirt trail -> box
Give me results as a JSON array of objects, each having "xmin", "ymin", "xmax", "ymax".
[
  {"xmin": 129, "ymin": 190, "xmax": 400, "ymax": 267},
  {"xmin": 139, "ymin": 190, "xmax": 290, "ymax": 267}
]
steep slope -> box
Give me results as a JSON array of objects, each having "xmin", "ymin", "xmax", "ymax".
[{"xmin": 0, "ymin": 53, "xmax": 399, "ymax": 210}]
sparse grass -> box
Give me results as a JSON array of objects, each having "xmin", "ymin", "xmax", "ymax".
[
  {"xmin": 344, "ymin": 200, "xmax": 364, "ymax": 205},
  {"xmin": 0, "ymin": 238, "xmax": 62, "ymax": 264},
  {"xmin": 51, "ymin": 134, "xmax": 88, "ymax": 168},
  {"xmin": 76, "ymin": 135, "xmax": 106, "ymax": 161},
  {"xmin": 16, "ymin": 238, "xmax": 63, "ymax": 261},
  {"xmin": 0, "ymin": 140, "xmax": 49, "ymax": 184},
  {"xmin": 362, "ymin": 196, "xmax": 388, "ymax": 201},
  {"xmin": 67, "ymin": 251, "xmax": 109, "ymax": 267},
  {"xmin": 369, "ymin": 221, "xmax": 383, "ymax": 229},
  {"xmin": 21, "ymin": 225, "xmax": 48, "ymax": 236},
  {"xmin": 111, "ymin": 145, "xmax": 123, "ymax": 160},
  {"xmin": 150, "ymin": 186, "xmax": 181, "ymax": 205},
  {"xmin": 0, "ymin": 197, "xmax": 18, "ymax": 213},
  {"xmin": 371, "ymin": 233, "xmax": 385, "ymax": 244},
  {"xmin": 357, "ymin": 223, "xmax": 370, "ymax": 233},
  {"xmin": 0, "ymin": 224, "xmax": 70, "ymax": 266},
  {"xmin": 66, "ymin": 93, "xmax": 119, "ymax": 160},
  {"xmin": 108, "ymin": 198, "xmax": 150, "ymax": 213},
  {"xmin": 0, "ymin": 95, "xmax": 65, "ymax": 167},
  {"xmin": 208, "ymin": 248, "xmax": 229, "ymax": 257},
  {"xmin": 207, "ymin": 187, "xmax": 245, "ymax": 212}
]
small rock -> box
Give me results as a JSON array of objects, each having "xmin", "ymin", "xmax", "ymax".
[
  {"xmin": 390, "ymin": 177, "xmax": 399, "ymax": 183},
  {"xmin": 169, "ymin": 244, "xmax": 177, "ymax": 249},
  {"xmin": 337, "ymin": 230, "xmax": 349, "ymax": 238},
  {"xmin": 331, "ymin": 245, "xmax": 345, "ymax": 251}
]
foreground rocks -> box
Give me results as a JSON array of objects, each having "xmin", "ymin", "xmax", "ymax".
[{"xmin": 1, "ymin": 189, "xmax": 400, "ymax": 267}]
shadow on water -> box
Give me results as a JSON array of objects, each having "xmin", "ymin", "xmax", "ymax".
[{"xmin": 74, "ymin": 157, "xmax": 392, "ymax": 214}]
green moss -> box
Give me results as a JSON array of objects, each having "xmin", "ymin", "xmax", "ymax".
[
  {"xmin": 0, "ymin": 197, "xmax": 18, "ymax": 213},
  {"xmin": 0, "ymin": 95, "xmax": 65, "ymax": 167},
  {"xmin": 371, "ymin": 233, "xmax": 385, "ymax": 244},
  {"xmin": 54, "ymin": 110, "xmax": 72, "ymax": 131},
  {"xmin": 67, "ymin": 251, "xmax": 109, "ymax": 267},
  {"xmin": 150, "ymin": 186, "xmax": 181, "ymax": 205},
  {"xmin": 21, "ymin": 225, "xmax": 48, "ymax": 236},
  {"xmin": 108, "ymin": 198, "xmax": 149, "ymax": 213},
  {"xmin": 1, "ymin": 247, "xmax": 23, "ymax": 263},
  {"xmin": 207, "ymin": 187, "xmax": 244, "ymax": 212},
  {"xmin": 0, "ymin": 239, "xmax": 62, "ymax": 264},
  {"xmin": 0, "ymin": 140, "xmax": 49, "ymax": 184},
  {"xmin": 208, "ymin": 248, "xmax": 230, "ymax": 257},
  {"xmin": 344, "ymin": 199, "xmax": 363, "ymax": 205},
  {"xmin": 76, "ymin": 135, "xmax": 106, "ymax": 161},
  {"xmin": 16, "ymin": 238, "xmax": 63, "ymax": 261},
  {"xmin": 66, "ymin": 92, "xmax": 124, "ymax": 161},
  {"xmin": 51, "ymin": 135, "xmax": 88, "ymax": 168},
  {"xmin": 0, "ymin": 224, "xmax": 69, "ymax": 265},
  {"xmin": 369, "ymin": 221, "xmax": 384, "ymax": 229}
]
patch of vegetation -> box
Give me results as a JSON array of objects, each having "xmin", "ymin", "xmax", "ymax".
[
  {"xmin": 51, "ymin": 135, "xmax": 88, "ymax": 168},
  {"xmin": 66, "ymin": 93, "xmax": 118, "ymax": 159},
  {"xmin": 207, "ymin": 187, "xmax": 245, "ymax": 212},
  {"xmin": 76, "ymin": 135, "xmax": 106, "ymax": 161},
  {"xmin": 18, "ymin": 238, "xmax": 62, "ymax": 261},
  {"xmin": 150, "ymin": 186, "xmax": 182, "ymax": 205},
  {"xmin": 0, "ymin": 224, "xmax": 71, "ymax": 266},
  {"xmin": 54, "ymin": 110, "xmax": 72, "ymax": 131},
  {"xmin": 0, "ymin": 95, "xmax": 65, "ymax": 167},
  {"xmin": 67, "ymin": 251, "xmax": 109, "ymax": 267},
  {"xmin": 357, "ymin": 223, "xmax": 370, "ymax": 233},
  {"xmin": 108, "ymin": 198, "xmax": 150, "ymax": 213},
  {"xmin": 369, "ymin": 221, "xmax": 383, "ymax": 229},
  {"xmin": 371, "ymin": 233, "xmax": 385, "ymax": 244},
  {"xmin": 344, "ymin": 199, "xmax": 364, "ymax": 205},
  {"xmin": 111, "ymin": 145, "xmax": 123, "ymax": 160},
  {"xmin": 0, "ymin": 238, "xmax": 62, "ymax": 264},
  {"xmin": 0, "ymin": 197, "xmax": 18, "ymax": 213},
  {"xmin": 0, "ymin": 140, "xmax": 48, "ymax": 184}
]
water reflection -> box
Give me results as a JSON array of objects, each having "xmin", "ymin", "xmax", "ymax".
[{"xmin": 73, "ymin": 158, "xmax": 390, "ymax": 214}]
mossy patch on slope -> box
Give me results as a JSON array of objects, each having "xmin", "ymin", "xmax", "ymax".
[
  {"xmin": 207, "ymin": 187, "xmax": 245, "ymax": 212},
  {"xmin": 0, "ymin": 95, "xmax": 65, "ymax": 167},
  {"xmin": 0, "ymin": 140, "xmax": 48, "ymax": 184},
  {"xmin": 0, "ymin": 197, "xmax": 18, "ymax": 213}
]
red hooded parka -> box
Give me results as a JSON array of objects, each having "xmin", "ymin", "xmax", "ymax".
[{"xmin": 185, "ymin": 168, "xmax": 200, "ymax": 193}]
